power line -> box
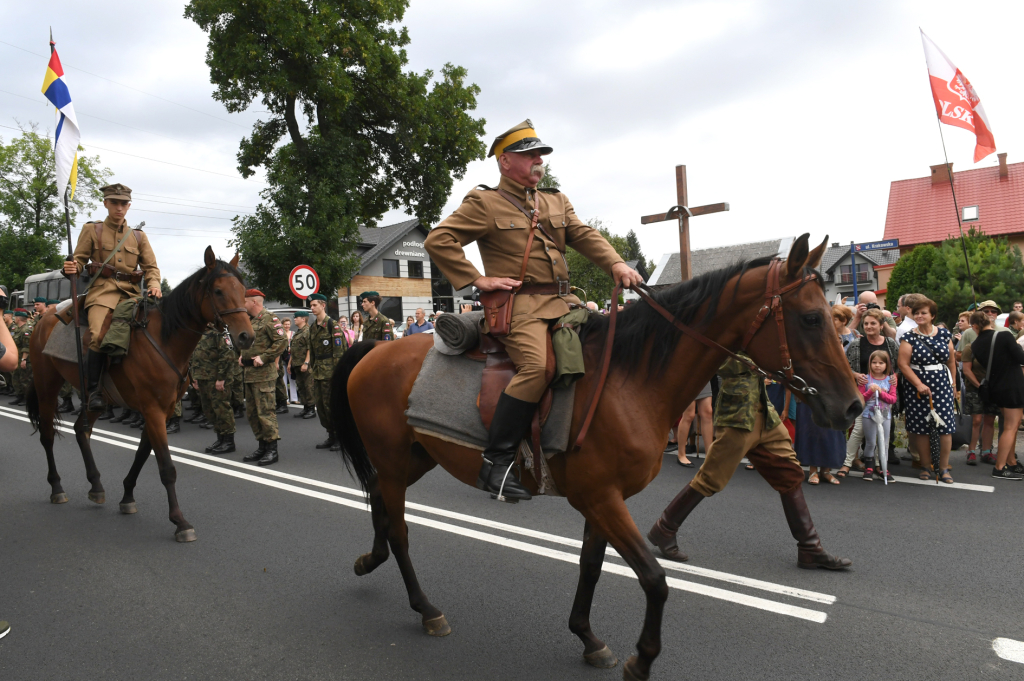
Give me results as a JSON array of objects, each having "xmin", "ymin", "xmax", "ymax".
[
  {"xmin": 0, "ymin": 39, "xmax": 248, "ymax": 129},
  {"xmin": 132, "ymin": 192, "xmax": 257, "ymax": 210},
  {"xmin": 128, "ymin": 208, "xmax": 242, "ymax": 220},
  {"xmin": 132, "ymin": 198, "xmax": 251, "ymax": 214},
  {"xmin": 0, "ymin": 89, "xmax": 181, "ymax": 142}
]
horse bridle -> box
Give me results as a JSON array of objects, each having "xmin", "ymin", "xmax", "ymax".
[{"xmin": 573, "ymin": 259, "xmax": 819, "ymax": 450}]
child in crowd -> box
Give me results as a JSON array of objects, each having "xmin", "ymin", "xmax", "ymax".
[{"xmin": 861, "ymin": 350, "xmax": 898, "ymax": 482}]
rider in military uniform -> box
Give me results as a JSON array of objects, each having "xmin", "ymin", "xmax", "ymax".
[
  {"xmin": 306, "ymin": 293, "xmax": 348, "ymax": 450},
  {"xmin": 357, "ymin": 292, "xmax": 394, "ymax": 341},
  {"xmin": 192, "ymin": 324, "xmax": 237, "ymax": 454},
  {"xmin": 425, "ymin": 120, "xmax": 642, "ymax": 501},
  {"xmin": 63, "ymin": 183, "xmax": 162, "ymax": 412},
  {"xmin": 288, "ymin": 310, "xmax": 316, "ymax": 419},
  {"xmin": 646, "ymin": 354, "xmax": 852, "ymax": 571},
  {"xmin": 239, "ymin": 289, "xmax": 287, "ymax": 466}
]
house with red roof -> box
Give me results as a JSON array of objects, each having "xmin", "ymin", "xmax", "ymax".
[{"xmin": 883, "ymin": 153, "xmax": 1024, "ymax": 257}]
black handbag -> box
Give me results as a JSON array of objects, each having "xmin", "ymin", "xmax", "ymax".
[{"xmin": 951, "ymin": 400, "xmax": 973, "ymax": 450}]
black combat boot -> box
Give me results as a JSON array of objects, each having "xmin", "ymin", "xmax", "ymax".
[
  {"xmin": 234, "ymin": 405, "xmax": 246, "ymax": 419},
  {"xmin": 111, "ymin": 408, "xmax": 131, "ymax": 424},
  {"xmin": 204, "ymin": 434, "xmax": 224, "ymax": 453},
  {"xmin": 128, "ymin": 412, "xmax": 146, "ymax": 429},
  {"xmin": 184, "ymin": 409, "xmax": 203, "ymax": 424},
  {"xmin": 302, "ymin": 406, "xmax": 317, "ymax": 419},
  {"xmin": 85, "ymin": 350, "xmax": 106, "ymax": 412},
  {"xmin": 780, "ymin": 486, "xmax": 853, "ymax": 570},
  {"xmin": 243, "ymin": 440, "xmax": 266, "ymax": 462},
  {"xmin": 166, "ymin": 417, "xmax": 180, "ymax": 434},
  {"xmin": 257, "ymin": 439, "xmax": 279, "ymax": 467},
  {"xmin": 10, "ymin": 393, "xmax": 25, "ymax": 406},
  {"xmin": 210, "ymin": 433, "xmax": 236, "ymax": 455},
  {"xmin": 476, "ymin": 393, "xmax": 536, "ymax": 502},
  {"xmin": 294, "ymin": 404, "xmax": 312, "ymax": 418},
  {"xmin": 275, "ymin": 401, "xmax": 288, "ymax": 414},
  {"xmin": 199, "ymin": 418, "xmax": 213, "ymax": 429},
  {"xmin": 646, "ymin": 483, "xmax": 705, "ymax": 562},
  {"xmin": 316, "ymin": 431, "xmax": 337, "ymax": 450},
  {"xmin": 97, "ymin": 404, "xmax": 115, "ymax": 420},
  {"xmin": 58, "ymin": 395, "xmax": 75, "ymax": 413},
  {"xmin": 192, "ymin": 413, "xmax": 207, "ymax": 426}
]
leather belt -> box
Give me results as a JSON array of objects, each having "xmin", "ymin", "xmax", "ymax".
[
  {"xmin": 113, "ymin": 271, "xmax": 142, "ymax": 283},
  {"xmin": 518, "ymin": 280, "xmax": 570, "ymax": 297}
]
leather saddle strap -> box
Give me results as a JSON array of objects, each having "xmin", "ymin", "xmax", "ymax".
[{"xmin": 573, "ymin": 284, "xmax": 622, "ymax": 450}]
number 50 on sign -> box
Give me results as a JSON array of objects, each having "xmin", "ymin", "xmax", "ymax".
[{"xmin": 289, "ymin": 265, "xmax": 320, "ymax": 299}]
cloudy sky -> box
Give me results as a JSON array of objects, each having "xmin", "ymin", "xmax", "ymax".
[{"xmin": 3, "ymin": 0, "xmax": 1020, "ymax": 286}]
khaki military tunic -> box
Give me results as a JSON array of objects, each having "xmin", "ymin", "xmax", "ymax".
[
  {"xmin": 71, "ymin": 217, "xmax": 160, "ymax": 351},
  {"xmin": 360, "ymin": 311, "xmax": 394, "ymax": 342},
  {"xmin": 308, "ymin": 315, "xmax": 348, "ymax": 432},
  {"xmin": 240, "ymin": 307, "xmax": 287, "ymax": 441},
  {"xmin": 425, "ymin": 175, "xmax": 623, "ymax": 401}
]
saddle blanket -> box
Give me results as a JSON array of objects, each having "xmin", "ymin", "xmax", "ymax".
[
  {"xmin": 43, "ymin": 320, "xmax": 128, "ymax": 408},
  {"xmin": 405, "ymin": 348, "xmax": 575, "ymax": 455}
]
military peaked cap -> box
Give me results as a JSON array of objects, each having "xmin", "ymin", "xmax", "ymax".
[
  {"xmin": 487, "ymin": 119, "xmax": 553, "ymax": 158},
  {"xmin": 100, "ymin": 183, "xmax": 132, "ymax": 201}
]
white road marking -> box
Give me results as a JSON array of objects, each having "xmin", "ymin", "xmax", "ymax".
[
  {"xmin": 1, "ymin": 406, "xmax": 829, "ymax": 622},
  {"xmin": 993, "ymin": 638, "xmax": 1024, "ymax": 663}
]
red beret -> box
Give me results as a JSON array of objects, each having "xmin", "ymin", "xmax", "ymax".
[
  {"xmin": 245, "ymin": 288, "xmax": 266, "ymax": 298},
  {"xmin": 14, "ymin": 308, "xmax": 27, "ymax": 313}
]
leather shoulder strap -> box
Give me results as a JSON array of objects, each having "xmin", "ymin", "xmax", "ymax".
[{"xmin": 495, "ymin": 188, "xmax": 541, "ymax": 284}]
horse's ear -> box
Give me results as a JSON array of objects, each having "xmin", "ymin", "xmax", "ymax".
[
  {"xmin": 805, "ymin": 235, "xmax": 828, "ymax": 270},
  {"xmin": 204, "ymin": 246, "xmax": 216, "ymax": 270},
  {"xmin": 785, "ymin": 234, "xmax": 811, "ymax": 281},
  {"xmin": 229, "ymin": 252, "xmax": 240, "ymax": 268}
]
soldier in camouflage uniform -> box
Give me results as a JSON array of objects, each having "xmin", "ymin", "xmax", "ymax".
[
  {"xmin": 306, "ymin": 294, "xmax": 348, "ymax": 450},
  {"xmin": 224, "ymin": 332, "xmax": 245, "ymax": 418},
  {"xmin": 357, "ymin": 292, "xmax": 394, "ymax": 341},
  {"xmin": 647, "ymin": 354, "xmax": 852, "ymax": 571},
  {"xmin": 239, "ymin": 289, "xmax": 287, "ymax": 466},
  {"xmin": 192, "ymin": 324, "xmax": 237, "ymax": 454},
  {"xmin": 8, "ymin": 310, "xmax": 30, "ymax": 405},
  {"xmin": 288, "ymin": 310, "xmax": 316, "ymax": 418}
]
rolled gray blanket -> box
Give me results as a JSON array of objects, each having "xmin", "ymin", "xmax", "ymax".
[{"xmin": 434, "ymin": 310, "xmax": 483, "ymax": 352}]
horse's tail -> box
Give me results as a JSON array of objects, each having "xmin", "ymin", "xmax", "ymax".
[
  {"xmin": 25, "ymin": 382, "xmax": 41, "ymax": 434},
  {"xmin": 330, "ymin": 341, "xmax": 379, "ymax": 496}
]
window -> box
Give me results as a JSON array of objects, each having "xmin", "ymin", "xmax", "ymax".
[
  {"xmin": 838, "ymin": 264, "xmax": 870, "ymax": 284},
  {"xmin": 963, "ymin": 205, "xmax": 979, "ymax": 221},
  {"xmin": 383, "ymin": 259, "xmax": 399, "ymax": 278},
  {"xmin": 408, "ymin": 261, "xmax": 424, "ymax": 279}
]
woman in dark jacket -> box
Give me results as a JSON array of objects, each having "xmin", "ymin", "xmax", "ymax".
[{"xmin": 969, "ymin": 310, "xmax": 1024, "ymax": 479}]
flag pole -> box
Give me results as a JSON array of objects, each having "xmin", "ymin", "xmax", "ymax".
[
  {"xmin": 934, "ymin": 114, "xmax": 978, "ymax": 308},
  {"xmin": 51, "ymin": 30, "xmax": 88, "ymax": 405}
]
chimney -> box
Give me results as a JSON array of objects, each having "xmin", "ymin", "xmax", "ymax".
[
  {"xmin": 999, "ymin": 152, "xmax": 1008, "ymax": 178},
  {"xmin": 931, "ymin": 163, "xmax": 953, "ymax": 185},
  {"xmin": 831, "ymin": 242, "xmax": 839, "ymax": 247}
]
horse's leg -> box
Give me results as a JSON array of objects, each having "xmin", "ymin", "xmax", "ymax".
[
  {"xmin": 568, "ymin": 521, "xmax": 617, "ymax": 669},
  {"xmin": 143, "ymin": 406, "xmax": 195, "ymax": 542},
  {"xmin": 33, "ymin": 362, "xmax": 68, "ymax": 504},
  {"xmin": 72, "ymin": 405, "xmax": 105, "ymax": 504},
  {"xmin": 118, "ymin": 431, "xmax": 152, "ymax": 514},
  {"xmin": 582, "ymin": 496, "xmax": 668, "ymax": 681}
]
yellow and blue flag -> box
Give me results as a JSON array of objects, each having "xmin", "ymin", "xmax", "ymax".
[{"xmin": 41, "ymin": 47, "xmax": 81, "ymax": 206}]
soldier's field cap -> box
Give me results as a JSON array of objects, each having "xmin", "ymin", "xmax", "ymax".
[
  {"xmin": 307, "ymin": 293, "xmax": 327, "ymax": 303},
  {"xmin": 14, "ymin": 310, "xmax": 27, "ymax": 317},
  {"xmin": 245, "ymin": 288, "xmax": 266, "ymax": 298},
  {"xmin": 33, "ymin": 297, "xmax": 46, "ymax": 304},
  {"xmin": 487, "ymin": 119, "xmax": 553, "ymax": 158},
  {"xmin": 100, "ymin": 183, "xmax": 132, "ymax": 201},
  {"xmin": 47, "ymin": 299, "xmax": 59, "ymax": 305},
  {"xmin": 979, "ymin": 299, "xmax": 1001, "ymax": 312},
  {"xmin": 359, "ymin": 291, "xmax": 379, "ymax": 298},
  {"xmin": 293, "ymin": 310, "xmax": 309, "ymax": 317}
]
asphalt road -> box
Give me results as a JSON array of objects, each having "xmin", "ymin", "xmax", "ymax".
[{"xmin": 2, "ymin": 398, "xmax": 1024, "ymax": 681}]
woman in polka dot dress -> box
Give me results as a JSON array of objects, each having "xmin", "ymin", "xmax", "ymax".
[{"xmin": 897, "ymin": 296, "xmax": 959, "ymax": 484}]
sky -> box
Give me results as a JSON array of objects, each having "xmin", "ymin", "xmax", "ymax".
[{"xmin": 3, "ymin": 0, "xmax": 1022, "ymax": 287}]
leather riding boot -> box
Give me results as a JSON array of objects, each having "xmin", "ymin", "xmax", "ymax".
[
  {"xmin": 85, "ymin": 350, "xmax": 106, "ymax": 412},
  {"xmin": 243, "ymin": 440, "xmax": 266, "ymax": 463},
  {"xmin": 58, "ymin": 395, "xmax": 75, "ymax": 414},
  {"xmin": 302, "ymin": 406, "xmax": 318, "ymax": 419},
  {"xmin": 165, "ymin": 417, "xmax": 180, "ymax": 434},
  {"xmin": 646, "ymin": 483, "xmax": 705, "ymax": 562},
  {"xmin": 97, "ymin": 404, "xmax": 115, "ymax": 420},
  {"xmin": 476, "ymin": 392, "xmax": 536, "ymax": 501},
  {"xmin": 257, "ymin": 440, "xmax": 279, "ymax": 467},
  {"xmin": 210, "ymin": 432, "xmax": 236, "ymax": 455},
  {"xmin": 780, "ymin": 486, "xmax": 853, "ymax": 570},
  {"xmin": 111, "ymin": 408, "xmax": 131, "ymax": 424},
  {"xmin": 316, "ymin": 431, "xmax": 336, "ymax": 449}
]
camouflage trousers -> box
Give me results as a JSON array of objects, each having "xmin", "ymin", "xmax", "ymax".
[
  {"xmin": 245, "ymin": 379, "xmax": 279, "ymax": 442},
  {"xmin": 295, "ymin": 370, "xmax": 314, "ymax": 406},
  {"xmin": 230, "ymin": 367, "xmax": 244, "ymax": 410},
  {"xmin": 59, "ymin": 381, "xmax": 73, "ymax": 398},
  {"xmin": 174, "ymin": 399, "xmax": 182, "ymax": 418},
  {"xmin": 11, "ymin": 367, "xmax": 22, "ymax": 395},
  {"xmin": 17, "ymin": 361, "xmax": 32, "ymax": 394},
  {"xmin": 198, "ymin": 378, "xmax": 235, "ymax": 435},
  {"xmin": 314, "ymin": 378, "xmax": 333, "ymax": 434},
  {"xmin": 276, "ymin": 363, "xmax": 287, "ymax": 405}
]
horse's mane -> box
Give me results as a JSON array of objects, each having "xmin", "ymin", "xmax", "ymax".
[
  {"xmin": 159, "ymin": 259, "xmax": 245, "ymax": 341},
  {"xmin": 579, "ymin": 255, "xmax": 818, "ymax": 378}
]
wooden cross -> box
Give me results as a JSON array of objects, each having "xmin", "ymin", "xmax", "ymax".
[{"xmin": 640, "ymin": 165, "xmax": 729, "ymax": 282}]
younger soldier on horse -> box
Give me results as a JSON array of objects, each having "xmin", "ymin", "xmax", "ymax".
[
  {"xmin": 63, "ymin": 183, "xmax": 162, "ymax": 412},
  {"xmin": 425, "ymin": 120, "xmax": 643, "ymax": 501}
]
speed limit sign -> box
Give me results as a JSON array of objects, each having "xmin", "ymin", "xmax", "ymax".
[{"xmin": 288, "ymin": 264, "xmax": 320, "ymax": 300}]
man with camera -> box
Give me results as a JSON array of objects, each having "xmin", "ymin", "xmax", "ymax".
[{"xmin": 848, "ymin": 291, "xmax": 896, "ymax": 339}]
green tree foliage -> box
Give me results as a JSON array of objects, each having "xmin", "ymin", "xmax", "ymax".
[
  {"xmin": 160, "ymin": 278, "xmax": 172, "ymax": 296},
  {"xmin": 926, "ymin": 228, "xmax": 1024, "ymax": 324},
  {"xmin": 565, "ymin": 218, "xmax": 627, "ymax": 305},
  {"xmin": 538, "ymin": 163, "xmax": 559, "ymax": 190},
  {"xmin": 621, "ymin": 229, "xmax": 655, "ymax": 278},
  {"xmin": 186, "ymin": 0, "xmax": 487, "ymax": 301},
  {"xmin": 886, "ymin": 244, "xmax": 936, "ymax": 311},
  {"xmin": 0, "ymin": 125, "xmax": 110, "ymax": 290}
]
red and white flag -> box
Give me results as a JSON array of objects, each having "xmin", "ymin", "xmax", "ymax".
[{"xmin": 920, "ymin": 29, "xmax": 996, "ymax": 162}]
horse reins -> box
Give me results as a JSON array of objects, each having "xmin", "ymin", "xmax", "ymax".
[{"xmin": 572, "ymin": 259, "xmax": 819, "ymax": 450}]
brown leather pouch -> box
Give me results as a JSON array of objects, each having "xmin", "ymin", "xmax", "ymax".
[{"xmin": 87, "ymin": 262, "xmax": 115, "ymax": 278}]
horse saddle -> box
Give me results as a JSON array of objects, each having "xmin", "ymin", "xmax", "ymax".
[{"xmin": 465, "ymin": 332, "xmax": 556, "ymax": 431}]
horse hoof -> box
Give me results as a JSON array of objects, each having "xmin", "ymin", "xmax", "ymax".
[
  {"xmin": 622, "ymin": 656, "xmax": 647, "ymax": 681},
  {"xmin": 50, "ymin": 493, "xmax": 68, "ymax": 504},
  {"xmin": 88, "ymin": 491, "xmax": 105, "ymax": 504},
  {"xmin": 354, "ymin": 554, "xmax": 370, "ymax": 576},
  {"xmin": 422, "ymin": 615, "xmax": 451, "ymax": 637},
  {"xmin": 175, "ymin": 528, "xmax": 197, "ymax": 543},
  {"xmin": 584, "ymin": 645, "xmax": 618, "ymax": 669},
  {"xmin": 119, "ymin": 502, "xmax": 137, "ymax": 514}
]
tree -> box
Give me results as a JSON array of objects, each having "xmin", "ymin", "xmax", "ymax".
[
  {"xmin": 886, "ymin": 243, "xmax": 937, "ymax": 312},
  {"xmin": 565, "ymin": 218, "xmax": 628, "ymax": 305},
  {"xmin": 925, "ymin": 228, "xmax": 1024, "ymax": 324},
  {"xmin": 186, "ymin": 0, "xmax": 486, "ymax": 302},
  {"xmin": 0, "ymin": 125, "xmax": 110, "ymax": 290},
  {"xmin": 538, "ymin": 163, "xmax": 559, "ymax": 190},
  {"xmin": 160, "ymin": 278, "xmax": 172, "ymax": 296}
]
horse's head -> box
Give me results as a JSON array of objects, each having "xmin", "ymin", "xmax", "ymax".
[
  {"xmin": 744, "ymin": 234, "xmax": 863, "ymax": 430},
  {"xmin": 199, "ymin": 246, "xmax": 254, "ymax": 350}
]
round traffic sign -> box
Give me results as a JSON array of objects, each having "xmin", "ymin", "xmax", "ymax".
[{"xmin": 288, "ymin": 264, "xmax": 320, "ymax": 299}]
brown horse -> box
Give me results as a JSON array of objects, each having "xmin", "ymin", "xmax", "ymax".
[
  {"xmin": 329, "ymin": 234, "xmax": 861, "ymax": 680},
  {"xmin": 26, "ymin": 247, "xmax": 253, "ymax": 542}
]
